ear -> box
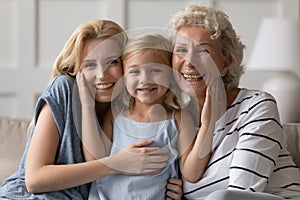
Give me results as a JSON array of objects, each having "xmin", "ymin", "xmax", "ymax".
[{"xmin": 220, "ymin": 55, "xmax": 232, "ymax": 76}]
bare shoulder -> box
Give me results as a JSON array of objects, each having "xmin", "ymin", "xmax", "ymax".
[{"xmin": 174, "ymin": 109, "xmax": 194, "ymax": 129}]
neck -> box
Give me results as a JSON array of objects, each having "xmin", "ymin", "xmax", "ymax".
[
  {"xmin": 95, "ymin": 102, "xmax": 111, "ymax": 125},
  {"xmin": 190, "ymin": 87, "xmax": 240, "ymax": 128},
  {"xmin": 129, "ymin": 101, "xmax": 169, "ymax": 122}
]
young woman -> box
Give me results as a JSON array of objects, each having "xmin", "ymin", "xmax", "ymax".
[{"xmin": 0, "ymin": 20, "xmax": 182, "ymax": 200}]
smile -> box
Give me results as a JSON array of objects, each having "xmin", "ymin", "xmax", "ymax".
[
  {"xmin": 182, "ymin": 73, "xmax": 203, "ymax": 81},
  {"xmin": 96, "ymin": 83, "xmax": 114, "ymax": 90},
  {"xmin": 137, "ymin": 87, "xmax": 156, "ymax": 93}
]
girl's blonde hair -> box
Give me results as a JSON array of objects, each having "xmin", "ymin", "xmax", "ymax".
[
  {"xmin": 169, "ymin": 3, "xmax": 246, "ymax": 90},
  {"xmin": 121, "ymin": 33, "xmax": 182, "ymax": 111},
  {"xmin": 51, "ymin": 19, "xmax": 127, "ymax": 79}
]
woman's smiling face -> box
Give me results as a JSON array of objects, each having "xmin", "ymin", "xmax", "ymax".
[
  {"xmin": 172, "ymin": 26, "xmax": 228, "ymax": 98},
  {"xmin": 80, "ymin": 38, "xmax": 123, "ymax": 103}
]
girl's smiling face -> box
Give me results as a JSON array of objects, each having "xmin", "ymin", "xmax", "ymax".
[
  {"xmin": 124, "ymin": 50, "xmax": 171, "ymax": 106},
  {"xmin": 80, "ymin": 38, "xmax": 123, "ymax": 103}
]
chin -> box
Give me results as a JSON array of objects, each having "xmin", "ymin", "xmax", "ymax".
[{"xmin": 95, "ymin": 95, "xmax": 113, "ymax": 103}]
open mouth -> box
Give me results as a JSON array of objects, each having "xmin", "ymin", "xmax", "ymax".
[
  {"xmin": 137, "ymin": 87, "xmax": 156, "ymax": 93},
  {"xmin": 96, "ymin": 83, "xmax": 114, "ymax": 90},
  {"xmin": 182, "ymin": 73, "xmax": 203, "ymax": 82}
]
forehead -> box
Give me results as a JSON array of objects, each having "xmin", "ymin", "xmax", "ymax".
[
  {"xmin": 82, "ymin": 38, "xmax": 122, "ymax": 60},
  {"xmin": 125, "ymin": 50, "xmax": 170, "ymax": 67},
  {"xmin": 174, "ymin": 26, "xmax": 216, "ymax": 45}
]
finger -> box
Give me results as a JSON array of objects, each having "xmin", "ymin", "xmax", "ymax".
[
  {"xmin": 147, "ymin": 155, "xmax": 169, "ymax": 163},
  {"xmin": 130, "ymin": 140, "xmax": 153, "ymax": 148},
  {"xmin": 168, "ymin": 178, "xmax": 182, "ymax": 187},
  {"xmin": 166, "ymin": 190, "xmax": 181, "ymax": 200},
  {"xmin": 138, "ymin": 169, "xmax": 162, "ymax": 175},
  {"xmin": 166, "ymin": 182, "xmax": 182, "ymax": 194},
  {"xmin": 146, "ymin": 162, "xmax": 168, "ymax": 170},
  {"xmin": 76, "ymin": 70, "xmax": 82, "ymax": 82},
  {"xmin": 147, "ymin": 147, "xmax": 169, "ymax": 155}
]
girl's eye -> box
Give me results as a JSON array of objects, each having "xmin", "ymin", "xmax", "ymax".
[
  {"xmin": 83, "ymin": 62, "xmax": 97, "ymax": 68},
  {"xmin": 128, "ymin": 69, "xmax": 140, "ymax": 75},
  {"xmin": 151, "ymin": 68, "xmax": 163, "ymax": 73}
]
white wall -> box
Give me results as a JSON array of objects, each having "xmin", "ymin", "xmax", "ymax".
[{"xmin": 0, "ymin": 0, "xmax": 299, "ymax": 118}]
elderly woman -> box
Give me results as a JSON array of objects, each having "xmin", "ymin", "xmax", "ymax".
[{"xmin": 169, "ymin": 3, "xmax": 300, "ymax": 200}]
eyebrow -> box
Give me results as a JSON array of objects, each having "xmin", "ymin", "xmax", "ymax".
[
  {"xmin": 84, "ymin": 55, "xmax": 120, "ymax": 62},
  {"xmin": 83, "ymin": 59, "xmax": 97, "ymax": 62},
  {"xmin": 126, "ymin": 64, "xmax": 138, "ymax": 69},
  {"xmin": 175, "ymin": 41, "xmax": 212, "ymax": 47}
]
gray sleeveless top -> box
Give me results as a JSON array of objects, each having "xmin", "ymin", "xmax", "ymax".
[{"xmin": 0, "ymin": 75, "xmax": 89, "ymax": 200}]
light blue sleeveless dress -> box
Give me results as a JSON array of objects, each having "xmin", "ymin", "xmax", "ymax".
[{"xmin": 88, "ymin": 111, "xmax": 179, "ymax": 200}]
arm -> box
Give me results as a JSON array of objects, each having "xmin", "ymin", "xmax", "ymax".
[
  {"xmin": 177, "ymin": 111, "xmax": 212, "ymax": 183},
  {"xmin": 25, "ymin": 104, "xmax": 169, "ymax": 194},
  {"xmin": 178, "ymin": 88, "xmax": 214, "ymax": 183},
  {"xmin": 25, "ymin": 104, "xmax": 116, "ymax": 193},
  {"xmin": 77, "ymin": 70, "xmax": 109, "ymax": 160}
]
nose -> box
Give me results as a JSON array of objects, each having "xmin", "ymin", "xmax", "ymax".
[
  {"xmin": 140, "ymin": 69, "xmax": 152, "ymax": 84},
  {"xmin": 96, "ymin": 62, "xmax": 106, "ymax": 80},
  {"xmin": 184, "ymin": 49, "xmax": 197, "ymax": 69}
]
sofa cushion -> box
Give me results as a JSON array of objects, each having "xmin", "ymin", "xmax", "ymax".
[
  {"xmin": 0, "ymin": 116, "xmax": 31, "ymax": 183},
  {"xmin": 283, "ymin": 123, "xmax": 300, "ymax": 168},
  {"xmin": 0, "ymin": 116, "xmax": 299, "ymax": 184}
]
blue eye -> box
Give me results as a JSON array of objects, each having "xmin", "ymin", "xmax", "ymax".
[
  {"xmin": 151, "ymin": 68, "xmax": 163, "ymax": 73},
  {"xmin": 83, "ymin": 62, "xmax": 97, "ymax": 68},
  {"xmin": 129, "ymin": 69, "xmax": 140, "ymax": 75},
  {"xmin": 174, "ymin": 47, "xmax": 187, "ymax": 53},
  {"xmin": 197, "ymin": 48, "xmax": 209, "ymax": 54}
]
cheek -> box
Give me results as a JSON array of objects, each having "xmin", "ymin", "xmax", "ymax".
[
  {"xmin": 124, "ymin": 78, "xmax": 136, "ymax": 94},
  {"xmin": 172, "ymin": 55, "xmax": 183, "ymax": 71},
  {"xmin": 82, "ymin": 70, "xmax": 97, "ymax": 83},
  {"xmin": 110, "ymin": 67, "xmax": 123, "ymax": 80}
]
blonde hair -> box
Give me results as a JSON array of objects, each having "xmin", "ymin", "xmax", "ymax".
[
  {"xmin": 51, "ymin": 19, "xmax": 127, "ymax": 79},
  {"xmin": 121, "ymin": 33, "xmax": 181, "ymax": 111},
  {"xmin": 169, "ymin": 3, "xmax": 246, "ymax": 90}
]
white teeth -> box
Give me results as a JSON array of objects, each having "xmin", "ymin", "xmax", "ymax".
[
  {"xmin": 96, "ymin": 83, "xmax": 113, "ymax": 89},
  {"xmin": 139, "ymin": 88, "xmax": 154, "ymax": 92},
  {"xmin": 182, "ymin": 74, "xmax": 202, "ymax": 80}
]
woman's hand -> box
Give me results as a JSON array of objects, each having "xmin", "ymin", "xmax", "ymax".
[
  {"xmin": 166, "ymin": 178, "xmax": 183, "ymax": 200},
  {"xmin": 101, "ymin": 140, "xmax": 170, "ymax": 175},
  {"xmin": 76, "ymin": 70, "xmax": 96, "ymax": 110}
]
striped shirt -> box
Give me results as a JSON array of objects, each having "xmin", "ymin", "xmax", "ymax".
[{"xmin": 183, "ymin": 88, "xmax": 300, "ymax": 199}]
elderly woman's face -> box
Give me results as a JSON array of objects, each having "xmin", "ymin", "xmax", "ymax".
[{"xmin": 172, "ymin": 26, "xmax": 228, "ymax": 98}]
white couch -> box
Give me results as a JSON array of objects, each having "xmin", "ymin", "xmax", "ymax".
[{"xmin": 0, "ymin": 115, "xmax": 299, "ymax": 184}]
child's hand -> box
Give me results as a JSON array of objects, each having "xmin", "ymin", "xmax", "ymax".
[
  {"xmin": 166, "ymin": 178, "xmax": 183, "ymax": 200},
  {"xmin": 76, "ymin": 70, "xmax": 96, "ymax": 110},
  {"xmin": 101, "ymin": 140, "xmax": 170, "ymax": 175}
]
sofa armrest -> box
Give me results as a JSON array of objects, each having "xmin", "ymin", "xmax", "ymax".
[
  {"xmin": 0, "ymin": 116, "xmax": 31, "ymax": 183},
  {"xmin": 283, "ymin": 123, "xmax": 300, "ymax": 168}
]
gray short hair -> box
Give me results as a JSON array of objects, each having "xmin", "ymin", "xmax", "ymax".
[{"xmin": 169, "ymin": 3, "xmax": 246, "ymax": 90}]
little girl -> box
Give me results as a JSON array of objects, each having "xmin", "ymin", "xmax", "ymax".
[{"xmin": 83, "ymin": 33, "xmax": 213, "ymax": 199}]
